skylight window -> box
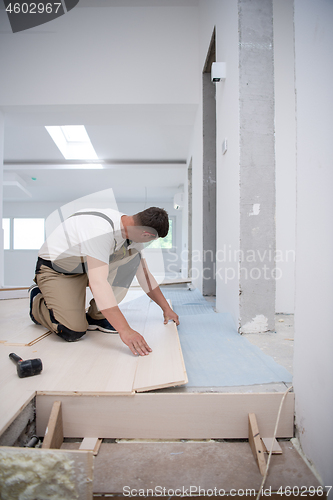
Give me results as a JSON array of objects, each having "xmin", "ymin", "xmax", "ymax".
[
  {"xmin": 45, "ymin": 125, "xmax": 98, "ymax": 160},
  {"xmin": 60, "ymin": 125, "xmax": 90, "ymax": 143}
]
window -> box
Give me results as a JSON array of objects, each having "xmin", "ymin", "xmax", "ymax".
[
  {"xmin": 2, "ymin": 218, "xmax": 10, "ymax": 250},
  {"xmin": 13, "ymin": 218, "xmax": 45, "ymax": 250},
  {"xmin": 148, "ymin": 218, "xmax": 174, "ymax": 250}
]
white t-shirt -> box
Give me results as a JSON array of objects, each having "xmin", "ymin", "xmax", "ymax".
[{"xmin": 39, "ymin": 209, "xmax": 126, "ymax": 272}]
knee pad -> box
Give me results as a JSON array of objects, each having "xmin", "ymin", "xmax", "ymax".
[
  {"xmin": 56, "ymin": 324, "xmax": 86, "ymax": 342},
  {"xmin": 48, "ymin": 308, "xmax": 86, "ymax": 342}
]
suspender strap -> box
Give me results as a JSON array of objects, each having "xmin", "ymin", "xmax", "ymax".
[
  {"xmin": 69, "ymin": 211, "xmax": 115, "ymax": 231},
  {"xmin": 37, "ymin": 212, "xmax": 118, "ymax": 275}
]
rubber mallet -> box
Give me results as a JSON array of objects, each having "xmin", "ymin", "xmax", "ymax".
[{"xmin": 9, "ymin": 352, "xmax": 43, "ymax": 378}]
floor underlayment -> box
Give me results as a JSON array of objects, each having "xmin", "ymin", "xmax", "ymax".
[{"xmin": 163, "ymin": 288, "xmax": 293, "ymax": 388}]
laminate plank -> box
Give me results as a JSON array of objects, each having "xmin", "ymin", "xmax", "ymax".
[
  {"xmin": 0, "ymin": 383, "xmax": 36, "ymax": 437},
  {"xmin": 133, "ymin": 301, "xmax": 187, "ymax": 392},
  {"xmin": 118, "ymin": 293, "xmax": 151, "ymax": 333},
  {"xmin": 3, "ymin": 330, "xmax": 52, "ymax": 346},
  {"xmin": 27, "ymin": 333, "xmax": 138, "ymax": 394},
  {"xmin": 0, "ymin": 331, "xmax": 137, "ymax": 396},
  {"xmin": 0, "ymin": 298, "xmax": 49, "ymax": 345}
]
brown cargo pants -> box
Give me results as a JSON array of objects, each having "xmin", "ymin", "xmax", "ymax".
[{"xmin": 32, "ymin": 248, "xmax": 141, "ymax": 342}]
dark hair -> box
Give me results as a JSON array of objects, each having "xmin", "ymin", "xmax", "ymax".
[{"xmin": 134, "ymin": 207, "xmax": 169, "ymax": 238}]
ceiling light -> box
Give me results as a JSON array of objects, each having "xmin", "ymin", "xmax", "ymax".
[{"xmin": 45, "ymin": 125, "xmax": 98, "ymax": 160}]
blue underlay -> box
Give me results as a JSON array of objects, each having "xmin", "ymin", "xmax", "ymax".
[{"xmin": 163, "ymin": 288, "xmax": 293, "ymax": 387}]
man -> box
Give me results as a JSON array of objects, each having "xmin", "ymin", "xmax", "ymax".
[{"xmin": 29, "ymin": 206, "xmax": 179, "ymax": 356}]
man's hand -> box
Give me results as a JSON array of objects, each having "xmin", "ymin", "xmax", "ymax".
[
  {"xmin": 163, "ymin": 307, "xmax": 180, "ymax": 326},
  {"xmin": 118, "ymin": 328, "xmax": 152, "ymax": 356}
]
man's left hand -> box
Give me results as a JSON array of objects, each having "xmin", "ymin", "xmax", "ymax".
[{"xmin": 163, "ymin": 308, "xmax": 180, "ymax": 326}]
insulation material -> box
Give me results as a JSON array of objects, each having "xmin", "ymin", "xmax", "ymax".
[
  {"xmin": 0, "ymin": 447, "xmax": 93, "ymax": 500},
  {"xmin": 164, "ymin": 289, "xmax": 292, "ymax": 387}
]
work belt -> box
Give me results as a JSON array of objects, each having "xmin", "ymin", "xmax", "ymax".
[{"xmin": 35, "ymin": 256, "xmax": 87, "ymax": 275}]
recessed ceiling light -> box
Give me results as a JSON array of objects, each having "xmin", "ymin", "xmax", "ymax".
[{"xmin": 45, "ymin": 125, "xmax": 98, "ymax": 160}]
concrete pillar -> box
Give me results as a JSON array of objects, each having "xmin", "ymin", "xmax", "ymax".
[
  {"xmin": 238, "ymin": 0, "xmax": 276, "ymax": 332},
  {"xmin": 202, "ymin": 72, "xmax": 216, "ymax": 296},
  {"xmin": 0, "ymin": 111, "xmax": 4, "ymax": 287}
]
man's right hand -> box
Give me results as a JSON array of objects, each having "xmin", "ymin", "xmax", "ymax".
[{"xmin": 118, "ymin": 328, "xmax": 152, "ymax": 356}]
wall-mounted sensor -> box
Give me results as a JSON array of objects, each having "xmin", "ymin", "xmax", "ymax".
[
  {"xmin": 173, "ymin": 192, "xmax": 184, "ymax": 210},
  {"xmin": 211, "ymin": 62, "xmax": 226, "ymax": 82}
]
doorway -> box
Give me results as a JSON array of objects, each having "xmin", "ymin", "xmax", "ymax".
[{"xmin": 187, "ymin": 159, "xmax": 192, "ymax": 279}]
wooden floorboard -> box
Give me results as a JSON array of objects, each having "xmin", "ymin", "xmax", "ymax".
[
  {"xmin": 0, "ymin": 292, "xmax": 188, "ymax": 437},
  {"xmin": 0, "ymin": 297, "xmax": 49, "ymax": 345},
  {"xmin": 133, "ymin": 301, "xmax": 188, "ymax": 392}
]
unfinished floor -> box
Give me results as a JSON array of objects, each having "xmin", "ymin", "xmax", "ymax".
[
  {"xmin": 0, "ymin": 286, "xmax": 321, "ymax": 497},
  {"xmin": 60, "ymin": 440, "xmax": 320, "ymax": 495}
]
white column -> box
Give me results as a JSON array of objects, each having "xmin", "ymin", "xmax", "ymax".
[
  {"xmin": 0, "ymin": 111, "xmax": 4, "ymax": 287},
  {"xmin": 293, "ymin": 0, "xmax": 333, "ymax": 486}
]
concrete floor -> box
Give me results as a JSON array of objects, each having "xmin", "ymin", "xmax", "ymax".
[
  {"xmin": 62, "ymin": 440, "xmax": 320, "ymax": 495},
  {"xmin": 243, "ymin": 314, "xmax": 294, "ymax": 375}
]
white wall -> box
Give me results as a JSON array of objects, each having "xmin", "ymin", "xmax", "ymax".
[
  {"xmin": 3, "ymin": 200, "xmax": 183, "ymax": 286},
  {"xmin": 293, "ymin": 0, "xmax": 333, "ymax": 486},
  {"xmin": 214, "ymin": 1, "xmax": 240, "ymax": 324},
  {"xmin": 0, "ymin": 1, "xmax": 199, "ymax": 106},
  {"xmin": 187, "ymin": 0, "xmax": 240, "ymax": 325},
  {"xmin": 273, "ymin": 0, "xmax": 297, "ymax": 314},
  {"xmin": 0, "ymin": 111, "xmax": 4, "ymax": 286}
]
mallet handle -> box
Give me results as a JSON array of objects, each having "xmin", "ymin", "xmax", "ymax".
[{"xmin": 9, "ymin": 353, "xmax": 23, "ymax": 364}]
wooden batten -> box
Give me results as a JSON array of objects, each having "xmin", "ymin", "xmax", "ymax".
[
  {"xmin": 42, "ymin": 400, "xmax": 63, "ymax": 449},
  {"xmin": 248, "ymin": 413, "xmax": 266, "ymax": 476},
  {"xmin": 79, "ymin": 437, "xmax": 102, "ymax": 455},
  {"xmin": 262, "ymin": 436, "xmax": 283, "ymax": 454}
]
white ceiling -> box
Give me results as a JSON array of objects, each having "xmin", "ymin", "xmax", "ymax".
[{"xmin": 3, "ymin": 103, "xmax": 196, "ymax": 203}]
